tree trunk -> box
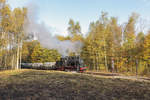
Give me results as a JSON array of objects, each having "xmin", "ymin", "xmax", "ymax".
[
  {"xmin": 104, "ymin": 46, "xmax": 108, "ymax": 71},
  {"xmin": 111, "ymin": 58, "xmax": 114, "ymax": 72},
  {"xmin": 11, "ymin": 55, "xmax": 14, "ymax": 69},
  {"xmin": 16, "ymin": 44, "xmax": 20, "ymax": 70},
  {"xmin": 136, "ymin": 59, "xmax": 138, "ymax": 75},
  {"xmin": 19, "ymin": 40, "xmax": 23, "ymax": 69}
]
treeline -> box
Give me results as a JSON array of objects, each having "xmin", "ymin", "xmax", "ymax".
[
  {"xmin": 0, "ymin": 0, "xmax": 60, "ymax": 69},
  {"xmin": 81, "ymin": 12, "xmax": 142, "ymax": 74},
  {"xmin": 0, "ymin": 0, "xmax": 27, "ymax": 69},
  {"xmin": 64, "ymin": 12, "xmax": 150, "ymax": 75},
  {"xmin": 22, "ymin": 41, "xmax": 61, "ymax": 63},
  {"xmin": 1, "ymin": 0, "xmax": 150, "ymax": 76}
]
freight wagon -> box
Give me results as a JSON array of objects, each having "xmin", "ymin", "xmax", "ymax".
[{"xmin": 21, "ymin": 62, "xmax": 56, "ymax": 70}]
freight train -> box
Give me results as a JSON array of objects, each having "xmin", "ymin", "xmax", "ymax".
[{"xmin": 21, "ymin": 56, "xmax": 87, "ymax": 72}]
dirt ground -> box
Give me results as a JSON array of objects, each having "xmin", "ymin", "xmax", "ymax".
[
  {"xmin": 0, "ymin": 70, "xmax": 150, "ymax": 100},
  {"xmin": 85, "ymin": 71, "xmax": 150, "ymax": 82}
]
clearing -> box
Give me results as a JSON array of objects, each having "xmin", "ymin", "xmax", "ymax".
[{"xmin": 0, "ymin": 69, "xmax": 150, "ymax": 100}]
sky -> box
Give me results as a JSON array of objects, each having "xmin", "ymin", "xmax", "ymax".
[{"xmin": 8, "ymin": 0, "xmax": 150, "ymax": 35}]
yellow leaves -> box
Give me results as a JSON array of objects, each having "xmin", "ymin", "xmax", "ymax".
[
  {"xmin": 12, "ymin": 8, "xmax": 26, "ymax": 29},
  {"xmin": 0, "ymin": 5, "xmax": 11, "ymax": 16},
  {"xmin": 68, "ymin": 19, "xmax": 81, "ymax": 37},
  {"xmin": 56, "ymin": 35, "xmax": 71, "ymax": 41},
  {"xmin": 144, "ymin": 33, "xmax": 150, "ymax": 48},
  {"xmin": 0, "ymin": 2, "xmax": 28, "ymax": 68},
  {"xmin": 0, "ymin": 5, "xmax": 12, "ymax": 31},
  {"xmin": 0, "ymin": 3, "xmax": 27, "ymax": 33},
  {"xmin": 143, "ymin": 33, "xmax": 150, "ymax": 63},
  {"xmin": 22, "ymin": 7, "xmax": 27, "ymax": 17},
  {"xmin": 0, "ymin": 0, "xmax": 5, "ymax": 3},
  {"xmin": 57, "ymin": 19, "xmax": 83, "ymax": 43}
]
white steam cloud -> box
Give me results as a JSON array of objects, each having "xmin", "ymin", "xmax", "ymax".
[{"xmin": 24, "ymin": 3, "xmax": 83, "ymax": 56}]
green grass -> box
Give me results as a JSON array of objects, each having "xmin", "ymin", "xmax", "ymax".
[{"xmin": 0, "ymin": 69, "xmax": 150, "ymax": 100}]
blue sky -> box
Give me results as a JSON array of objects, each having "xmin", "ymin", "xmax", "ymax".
[{"xmin": 8, "ymin": 0, "xmax": 150, "ymax": 35}]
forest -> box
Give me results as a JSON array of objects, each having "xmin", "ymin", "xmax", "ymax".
[{"xmin": 1, "ymin": 0, "xmax": 150, "ymax": 76}]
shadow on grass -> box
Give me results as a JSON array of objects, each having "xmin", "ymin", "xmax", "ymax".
[{"xmin": 0, "ymin": 70, "xmax": 150, "ymax": 100}]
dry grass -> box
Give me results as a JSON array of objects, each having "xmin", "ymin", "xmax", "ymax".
[{"xmin": 0, "ymin": 69, "xmax": 150, "ymax": 100}]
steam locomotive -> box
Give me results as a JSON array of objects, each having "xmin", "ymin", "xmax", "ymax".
[{"xmin": 21, "ymin": 56, "xmax": 87, "ymax": 72}]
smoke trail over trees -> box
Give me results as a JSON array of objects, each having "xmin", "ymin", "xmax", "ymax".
[{"xmin": 24, "ymin": 3, "xmax": 83, "ymax": 56}]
